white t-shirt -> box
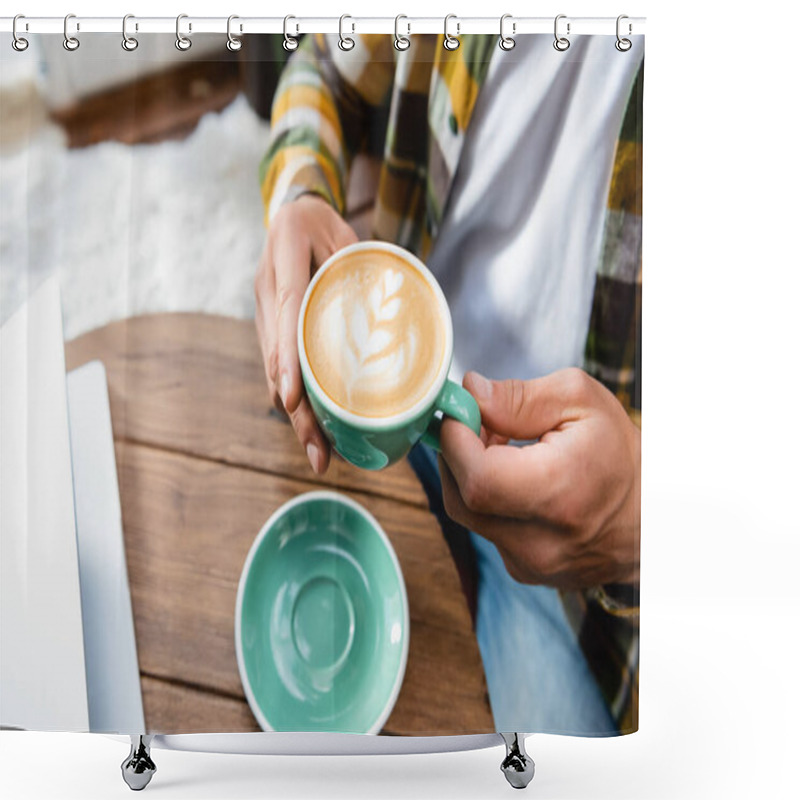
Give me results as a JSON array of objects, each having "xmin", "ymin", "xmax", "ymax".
[{"xmin": 426, "ymin": 35, "xmax": 644, "ymax": 382}]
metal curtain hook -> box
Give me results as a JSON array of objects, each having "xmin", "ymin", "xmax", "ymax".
[
  {"xmin": 499, "ymin": 14, "xmax": 516, "ymax": 51},
  {"xmin": 338, "ymin": 14, "xmax": 355, "ymax": 51},
  {"xmin": 394, "ymin": 14, "xmax": 410, "ymax": 51},
  {"xmin": 283, "ymin": 15, "xmax": 299, "ymax": 51},
  {"xmin": 616, "ymin": 14, "xmax": 632, "ymax": 52},
  {"xmin": 175, "ymin": 13, "xmax": 192, "ymax": 51},
  {"xmin": 444, "ymin": 14, "xmax": 460, "ymax": 51},
  {"xmin": 122, "ymin": 14, "xmax": 138, "ymax": 51},
  {"xmin": 227, "ymin": 15, "xmax": 242, "ymax": 51},
  {"xmin": 63, "ymin": 13, "xmax": 80, "ymax": 51},
  {"xmin": 12, "ymin": 14, "xmax": 29, "ymax": 52},
  {"xmin": 553, "ymin": 14, "xmax": 570, "ymax": 52}
]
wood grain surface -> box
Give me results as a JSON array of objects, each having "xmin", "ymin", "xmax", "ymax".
[
  {"xmin": 66, "ymin": 314, "xmax": 427, "ymax": 508},
  {"xmin": 65, "ymin": 314, "xmax": 493, "ymax": 735},
  {"xmin": 51, "ymin": 57, "xmax": 242, "ymax": 148}
]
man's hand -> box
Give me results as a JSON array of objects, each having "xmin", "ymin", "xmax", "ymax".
[
  {"xmin": 254, "ymin": 195, "xmax": 358, "ymax": 474},
  {"xmin": 439, "ymin": 368, "xmax": 641, "ymax": 591}
]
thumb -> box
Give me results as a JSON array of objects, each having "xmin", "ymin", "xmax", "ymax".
[
  {"xmin": 463, "ymin": 371, "xmax": 573, "ymax": 441},
  {"xmin": 331, "ymin": 217, "xmax": 359, "ymax": 251},
  {"xmin": 310, "ymin": 208, "xmax": 358, "ymax": 267}
]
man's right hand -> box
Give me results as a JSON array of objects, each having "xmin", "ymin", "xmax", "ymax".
[{"xmin": 254, "ymin": 195, "xmax": 358, "ymax": 474}]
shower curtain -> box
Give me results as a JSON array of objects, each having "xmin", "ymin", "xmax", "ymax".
[{"xmin": 0, "ymin": 25, "xmax": 643, "ymax": 740}]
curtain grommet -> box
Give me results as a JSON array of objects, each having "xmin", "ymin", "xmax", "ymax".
[
  {"xmin": 553, "ymin": 14, "xmax": 570, "ymax": 52},
  {"xmin": 444, "ymin": 14, "xmax": 460, "ymax": 51},
  {"xmin": 283, "ymin": 15, "xmax": 299, "ymax": 52},
  {"xmin": 499, "ymin": 14, "xmax": 516, "ymax": 51},
  {"xmin": 63, "ymin": 14, "xmax": 80, "ymax": 51},
  {"xmin": 121, "ymin": 14, "xmax": 138, "ymax": 51},
  {"xmin": 175, "ymin": 13, "xmax": 192, "ymax": 51},
  {"xmin": 226, "ymin": 15, "xmax": 242, "ymax": 52},
  {"xmin": 394, "ymin": 15, "xmax": 411, "ymax": 51},
  {"xmin": 338, "ymin": 14, "xmax": 355, "ymax": 51},
  {"xmin": 12, "ymin": 14, "xmax": 29, "ymax": 52},
  {"xmin": 615, "ymin": 15, "xmax": 633, "ymax": 52}
]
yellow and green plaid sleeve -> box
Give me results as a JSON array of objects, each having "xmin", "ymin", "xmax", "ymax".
[{"xmin": 259, "ymin": 34, "xmax": 394, "ymax": 227}]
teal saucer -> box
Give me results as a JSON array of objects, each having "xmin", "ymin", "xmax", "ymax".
[{"xmin": 235, "ymin": 491, "xmax": 409, "ymax": 733}]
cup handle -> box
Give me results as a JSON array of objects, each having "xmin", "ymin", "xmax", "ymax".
[{"xmin": 421, "ymin": 379, "xmax": 481, "ymax": 452}]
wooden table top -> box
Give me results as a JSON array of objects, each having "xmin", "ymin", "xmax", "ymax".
[{"xmin": 65, "ymin": 313, "xmax": 494, "ymax": 736}]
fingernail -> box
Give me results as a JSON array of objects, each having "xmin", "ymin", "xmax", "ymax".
[
  {"xmin": 280, "ymin": 372, "xmax": 290, "ymax": 407},
  {"xmin": 306, "ymin": 442, "xmax": 321, "ymax": 474},
  {"xmin": 468, "ymin": 371, "xmax": 492, "ymax": 401}
]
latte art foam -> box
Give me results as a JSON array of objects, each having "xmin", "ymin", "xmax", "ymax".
[{"xmin": 304, "ymin": 249, "xmax": 447, "ymax": 418}]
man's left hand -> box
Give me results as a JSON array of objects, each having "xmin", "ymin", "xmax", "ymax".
[{"xmin": 439, "ymin": 368, "xmax": 641, "ymax": 591}]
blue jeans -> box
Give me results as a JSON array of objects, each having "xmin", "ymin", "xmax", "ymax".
[{"xmin": 408, "ymin": 443, "xmax": 617, "ymax": 735}]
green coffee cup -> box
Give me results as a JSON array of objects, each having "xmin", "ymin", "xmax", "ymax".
[{"xmin": 298, "ymin": 241, "xmax": 480, "ymax": 471}]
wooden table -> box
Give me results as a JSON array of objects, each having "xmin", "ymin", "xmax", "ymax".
[{"xmin": 65, "ymin": 313, "xmax": 494, "ymax": 736}]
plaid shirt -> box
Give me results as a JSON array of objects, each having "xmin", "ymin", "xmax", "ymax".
[{"xmin": 261, "ymin": 33, "xmax": 643, "ymax": 734}]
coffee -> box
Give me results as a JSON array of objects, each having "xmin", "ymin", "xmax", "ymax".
[{"xmin": 303, "ymin": 247, "xmax": 447, "ymax": 418}]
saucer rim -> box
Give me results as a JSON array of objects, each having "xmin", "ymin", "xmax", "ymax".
[{"xmin": 235, "ymin": 490, "xmax": 410, "ymax": 735}]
